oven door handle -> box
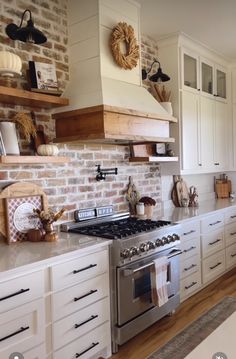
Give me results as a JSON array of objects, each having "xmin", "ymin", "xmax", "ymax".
[{"xmin": 122, "ymin": 249, "xmax": 182, "ymax": 276}]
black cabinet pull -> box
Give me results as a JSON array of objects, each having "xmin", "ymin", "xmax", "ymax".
[
  {"xmin": 209, "ymin": 239, "xmax": 221, "ymax": 245},
  {"xmin": 183, "ymin": 246, "xmax": 196, "ymax": 253},
  {"xmin": 73, "ymin": 264, "xmax": 97, "ymax": 274},
  {"xmin": 185, "ymin": 281, "xmax": 197, "ymax": 290},
  {"xmin": 75, "ymin": 342, "xmax": 99, "ymax": 357},
  {"xmin": 214, "ymin": 162, "xmax": 220, "ymax": 166},
  {"xmin": 230, "ymin": 215, "xmax": 236, "ymax": 219},
  {"xmin": 74, "ymin": 289, "xmax": 98, "ymax": 302},
  {"xmin": 0, "ymin": 288, "xmax": 30, "ymax": 302},
  {"xmin": 0, "ymin": 326, "xmax": 29, "ymax": 342},
  {"xmin": 210, "ymin": 262, "xmax": 222, "ymax": 270},
  {"xmin": 209, "ymin": 220, "xmax": 221, "ymax": 226},
  {"xmin": 231, "ymin": 253, "xmax": 236, "ymax": 258},
  {"xmin": 75, "ymin": 314, "xmax": 98, "ymax": 329},
  {"xmin": 184, "ymin": 264, "xmax": 197, "ymax": 271},
  {"xmin": 230, "ymin": 232, "xmax": 236, "ymax": 236},
  {"xmin": 183, "ymin": 230, "xmax": 196, "ymax": 236}
]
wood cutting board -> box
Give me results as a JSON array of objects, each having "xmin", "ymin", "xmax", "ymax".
[
  {"xmin": 0, "ymin": 182, "xmax": 48, "ymax": 240},
  {"xmin": 176, "ymin": 179, "xmax": 189, "ymax": 207}
]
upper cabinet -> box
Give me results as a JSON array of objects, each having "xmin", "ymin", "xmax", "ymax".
[
  {"xmin": 181, "ymin": 48, "xmax": 227, "ymax": 101},
  {"xmin": 158, "ymin": 34, "xmax": 230, "ymax": 175}
]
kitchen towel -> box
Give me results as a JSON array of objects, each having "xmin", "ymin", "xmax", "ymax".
[{"xmin": 150, "ymin": 256, "xmax": 168, "ymax": 307}]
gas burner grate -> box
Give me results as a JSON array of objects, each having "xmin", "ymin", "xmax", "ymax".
[{"xmin": 69, "ymin": 218, "xmax": 171, "ymax": 240}]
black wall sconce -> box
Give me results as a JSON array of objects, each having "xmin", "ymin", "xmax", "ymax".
[
  {"xmin": 5, "ymin": 9, "xmax": 47, "ymax": 44},
  {"xmin": 142, "ymin": 59, "xmax": 170, "ymax": 82},
  {"xmin": 96, "ymin": 165, "xmax": 118, "ymax": 181}
]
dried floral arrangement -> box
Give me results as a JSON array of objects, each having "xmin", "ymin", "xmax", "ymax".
[
  {"xmin": 33, "ymin": 207, "xmax": 65, "ymax": 226},
  {"xmin": 12, "ymin": 112, "xmax": 37, "ymax": 142},
  {"xmin": 150, "ymin": 84, "xmax": 171, "ymax": 102},
  {"xmin": 139, "ymin": 196, "xmax": 156, "ymax": 206}
]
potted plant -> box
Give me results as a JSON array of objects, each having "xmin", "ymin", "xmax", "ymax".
[{"xmin": 139, "ymin": 196, "xmax": 156, "ymax": 219}]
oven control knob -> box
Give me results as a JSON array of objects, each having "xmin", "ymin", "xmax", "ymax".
[
  {"xmin": 120, "ymin": 249, "xmax": 130, "ymax": 259},
  {"xmin": 167, "ymin": 235, "xmax": 174, "ymax": 243},
  {"xmin": 147, "ymin": 241, "xmax": 155, "ymax": 250},
  {"xmin": 129, "ymin": 246, "xmax": 139, "ymax": 257},
  {"xmin": 161, "ymin": 237, "xmax": 168, "ymax": 245},
  {"xmin": 139, "ymin": 243, "xmax": 148, "ymax": 252},
  {"xmin": 155, "ymin": 239, "xmax": 162, "ymax": 247},
  {"xmin": 172, "ymin": 233, "xmax": 180, "ymax": 242}
]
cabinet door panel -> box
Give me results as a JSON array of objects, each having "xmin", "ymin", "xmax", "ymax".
[
  {"xmin": 200, "ymin": 96, "xmax": 214, "ymax": 169},
  {"xmin": 214, "ymin": 101, "xmax": 228, "ymax": 169},
  {"xmin": 181, "ymin": 91, "xmax": 200, "ymax": 170}
]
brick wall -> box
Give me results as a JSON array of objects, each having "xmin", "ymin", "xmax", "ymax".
[{"xmin": 0, "ymin": 2, "xmax": 162, "ymax": 223}]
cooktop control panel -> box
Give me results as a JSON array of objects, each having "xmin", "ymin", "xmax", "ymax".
[{"xmin": 74, "ymin": 205, "xmax": 113, "ymax": 221}]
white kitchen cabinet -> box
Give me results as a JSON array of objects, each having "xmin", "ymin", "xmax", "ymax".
[
  {"xmin": 0, "ymin": 270, "xmax": 45, "ymax": 358},
  {"xmin": 158, "ymin": 33, "xmax": 230, "ymax": 174},
  {"xmin": 179, "ymin": 219, "xmax": 201, "ymax": 302}
]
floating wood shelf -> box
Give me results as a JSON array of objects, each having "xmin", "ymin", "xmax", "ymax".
[
  {"xmin": 0, "ymin": 86, "xmax": 69, "ymax": 108},
  {"xmin": 0, "ymin": 155, "xmax": 70, "ymax": 165},
  {"xmin": 129, "ymin": 156, "xmax": 178, "ymax": 163}
]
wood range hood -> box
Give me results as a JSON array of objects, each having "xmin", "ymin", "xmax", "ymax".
[
  {"xmin": 53, "ymin": 104, "xmax": 177, "ymax": 145},
  {"xmin": 53, "ymin": 0, "xmax": 177, "ymax": 145}
]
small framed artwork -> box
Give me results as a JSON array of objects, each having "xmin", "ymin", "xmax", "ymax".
[
  {"xmin": 0, "ymin": 131, "xmax": 6, "ymax": 155},
  {"xmin": 28, "ymin": 61, "xmax": 61, "ymax": 95},
  {"xmin": 5, "ymin": 195, "xmax": 43, "ymax": 244}
]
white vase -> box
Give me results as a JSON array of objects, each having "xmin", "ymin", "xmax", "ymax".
[
  {"xmin": 161, "ymin": 102, "xmax": 173, "ymax": 115},
  {"xmin": 0, "ymin": 51, "xmax": 22, "ymax": 77},
  {"xmin": 0, "ymin": 122, "xmax": 20, "ymax": 155}
]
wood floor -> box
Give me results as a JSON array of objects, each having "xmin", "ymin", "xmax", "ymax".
[{"xmin": 111, "ymin": 267, "xmax": 236, "ymax": 359}]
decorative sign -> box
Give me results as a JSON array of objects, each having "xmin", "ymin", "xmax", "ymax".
[
  {"xmin": 5, "ymin": 195, "xmax": 42, "ymax": 243},
  {"xmin": 28, "ymin": 61, "xmax": 60, "ymax": 95}
]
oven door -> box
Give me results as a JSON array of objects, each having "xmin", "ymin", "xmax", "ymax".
[{"xmin": 117, "ymin": 248, "xmax": 181, "ymax": 326}]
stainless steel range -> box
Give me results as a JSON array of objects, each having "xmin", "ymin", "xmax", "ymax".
[{"xmin": 61, "ymin": 206, "xmax": 181, "ymax": 353}]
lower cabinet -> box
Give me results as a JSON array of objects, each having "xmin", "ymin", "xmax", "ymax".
[{"xmin": 0, "ymin": 244, "xmax": 111, "ymax": 359}]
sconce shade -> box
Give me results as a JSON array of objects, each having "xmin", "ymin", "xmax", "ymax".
[
  {"xmin": 142, "ymin": 59, "xmax": 170, "ymax": 83},
  {"xmin": 5, "ymin": 9, "xmax": 47, "ymax": 44}
]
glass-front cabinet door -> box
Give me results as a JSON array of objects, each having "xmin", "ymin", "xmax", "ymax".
[
  {"xmin": 216, "ymin": 67, "xmax": 226, "ymax": 99},
  {"xmin": 201, "ymin": 60, "xmax": 213, "ymax": 96},
  {"xmin": 182, "ymin": 49, "xmax": 199, "ymax": 92}
]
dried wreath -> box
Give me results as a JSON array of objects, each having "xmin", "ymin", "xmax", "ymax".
[{"xmin": 110, "ymin": 22, "xmax": 139, "ymax": 70}]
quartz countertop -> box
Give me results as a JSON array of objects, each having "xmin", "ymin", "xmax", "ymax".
[
  {"xmin": 0, "ymin": 232, "xmax": 111, "ymax": 276},
  {"xmin": 162, "ymin": 198, "xmax": 236, "ymax": 223}
]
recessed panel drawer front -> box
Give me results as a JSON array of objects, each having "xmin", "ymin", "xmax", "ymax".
[
  {"xmin": 180, "ymin": 237, "xmax": 200, "ymax": 261},
  {"xmin": 181, "ymin": 221, "xmax": 200, "ymax": 242},
  {"xmin": 51, "ymin": 249, "xmax": 108, "ymax": 291},
  {"xmin": 226, "ymin": 243, "xmax": 236, "ymax": 269},
  {"xmin": 52, "ymin": 272, "xmax": 109, "ymax": 321},
  {"xmin": 201, "ymin": 213, "xmax": 224, "ymax": 233},
  {"xmin": 180, "ymin": 254, "xmax": 200, "ymax": 279},
  {"xmin": 53, "ymin": 297, "xmax": 110, "ymax": 350},
  {"xmin": 201, "ymin": 229, "xmax": 224, "ymax": 258},
  {"xmin": 54, "ymin": 322, "xmax": 110, "ymax": 359},
  {"xmin": 180, "ymin": 271, "xmax": 201, "ymax": 300},
  {"xmin": 225, "ymin": 223, "xmax": 236, "ymax": 246},
  {"xmin": 0, "ymin": 270, "xmax": 44, "ymax": 314},
  {"xmin": 225, "ymin": 208, "xmax": 236, "ymax": 224},
  {"xmin": 0, "ymin": 299, "xmax": 45, "ymax": 357},
  {"xmin": 23, "ymin": 344, "xmax": 46, "ymax": 359},
  {"xmin": 202, "ymin": 250, "xmax": 225, "ymax": 284}
]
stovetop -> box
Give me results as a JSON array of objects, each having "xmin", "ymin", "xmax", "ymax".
[{"xmin": 68, "ymin": 217, "xmax": 171, "ymax": 240}]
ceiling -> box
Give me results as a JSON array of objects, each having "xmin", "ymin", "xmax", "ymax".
[{"xmin": 136, "ymin": 0, "xmax": 236, "ymax": 61}]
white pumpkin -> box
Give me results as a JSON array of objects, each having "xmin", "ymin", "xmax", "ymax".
[
  {"xmin": 37, "ymin": 144, "xmax": 59, "ymax": 156},
  {"xmin": 0, "ymin": 51, "xmax": 22, "ymax": 77}
]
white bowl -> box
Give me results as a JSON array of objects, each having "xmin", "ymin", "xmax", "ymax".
[{"xmin": 0, "ymin": 51, "xmax": 22, "ymax": 77}]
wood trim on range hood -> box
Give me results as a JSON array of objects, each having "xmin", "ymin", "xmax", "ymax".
[{"xmin": 53, "ymin": 105, "xmax": 177, "ymax": 145}]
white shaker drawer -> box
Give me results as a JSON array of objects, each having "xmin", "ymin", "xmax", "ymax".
[
  {"xmin": 225, "ymin": 207, "xmax": 236, "ymax": 224},
  {"xmin": 54, "ymin": 322, "xmax": 110, "ymax": 359},
  {"xmin": 180, "ymin": 237, "xmax": 200, "ymax": 261},
  {"xmin": 180, "ymin": 271, "xmax": 201, "ymax": 300},
  {"xmin": 0, "ymin": 299, "xmax": 45, "ymax": 357},
  {"xmin": 201, "ymin": 229, "xmax": 224, "ymax": 258},
  {"xmin": 202, "ymin": 250, "xmax": 225, "ymax": 284},
  {"xmin": 51, "ymin": 249, "xmax": 108, "ymax": 291},
  {"xmin": 225, "ymin": 223, "xmax": 236, "ymax": 246},
  {"xmin": 53, "ymin": 297, "xmax": 110, "ymax": 350},
  {"xmin": 226, "ymin": 243, "xmax": 236, "ymax": 269},
  {"xmin": 0, "ymin": 270, "xmax": 44, "ymax": 314},
  {"xmin": 23, "ymin": 344, "xmax": 46, "ymax": 359},
  {"xmin": 52, "ymin": 272, "xmax": 109, "ymax": 321},
  {"xmin": 201, "ymin": 213, "xmax": 224, "ymax": 233},
  {"xmin": 180, "ymin": 221, "xmax": 200, "ymax": 242},
  {"xmin": 180, "ymin": 254, "xmax": 200, "ymax": 279}
]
